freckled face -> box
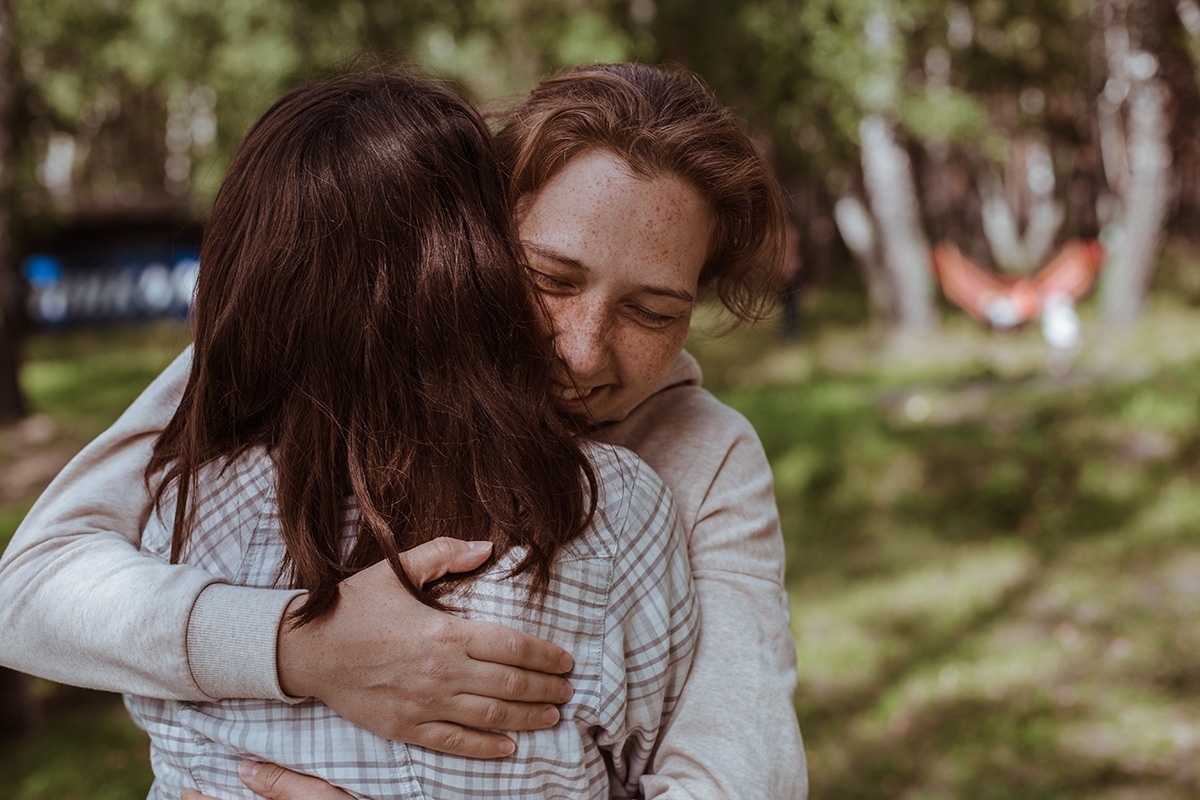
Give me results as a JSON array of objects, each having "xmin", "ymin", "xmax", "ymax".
[{"xmin": 517, "ymin": 150, "xmax": 714, "ymax": 423}]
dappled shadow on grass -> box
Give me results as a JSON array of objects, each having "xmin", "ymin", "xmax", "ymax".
[
  {"xmin": 796, "ymin": 553, "xmax": 1043, "ymax": 735},
  {"xmin": 813, "ymin": 693, "xmax": 1175, "ymax": 800},
  {"xmin": 691, "ymin": 317, "xmax": 1200, "ymax": 799},
  {"xmin": 726, "ymin": 370, "xmax": 1181, "ymax": 558},
  {"xmin": 796, "ymin": 527, "xmax": 1200, "ymax": 797}
]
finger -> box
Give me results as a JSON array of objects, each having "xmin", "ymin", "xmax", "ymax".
[
  {"xmin": 463, "ymin": 619, "xmax": 574, "ymax": 674},
  {"xmin": 182, "ymin": 791, "xmax": 215, "ymax": 800},
  {"xmin": 398, "ymin": 537, "xmax": 493, "ymax": 586},
  {"xmin": 447, "ymin": 692, "xmax": 562, "ymax": 733},
  {"xmin": 239, "ymin": 760, "xmax": 355, "ymax": 800},
  {"xmin": 464, "ymin": 660, "xmax": 574, "ymax": 705},
  {"xmin": 408, "ymin": 721, "xmax": 518, "ymax": 759}
]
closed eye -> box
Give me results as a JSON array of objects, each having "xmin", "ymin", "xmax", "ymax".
[
  {"xmin": 627, "ymin": 305, "xmax": 679, "ymax": 328},
  {"xmin": 525, "ymin": 266, "xmax": 575, "ymax": 294}
]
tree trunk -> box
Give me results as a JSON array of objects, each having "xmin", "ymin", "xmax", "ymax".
[
  {"xmin": 832, "ymin": 193, "xmax": 895, "ymax": 323},
  {"xmin": 0, "ymin": 0, "xmax": 25, "ymax": 424},
  {"xmin": 1096, "ymin": 0, "xmax": 1175, "ymax": 326},
  {"xmin": 0, "ymin": 666, "xmax": 39, "ymax": 741},
  {"xmin": 1099, "ymin": 78, "xmax": 1173, "ymax": 325},
  {"xmin": 0, "ymin": 0, "xmax": 31, "ymax": 741},
  {"xmin": 979, "ymin": 139, "xmax": 1065, "ymax": 275},
  {"xmin": 860, "ymin": 115, "xmax": 936, "ymax": 331}
]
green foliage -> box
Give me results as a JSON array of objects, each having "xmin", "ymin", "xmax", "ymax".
[
  {"xmin": 12, "ymin": 0, "xmax": 639, "ymax": 213},
  {"xmin": 12, "ymin": 0, "xmax": 1187, "ymax": 299},
  {"xmin": 416, "ymin": 0, "xmax": 635, "ymax": 101},
  {"xmin": 901, "ymin": 84, "xmax": 993, "ymax": 145}
]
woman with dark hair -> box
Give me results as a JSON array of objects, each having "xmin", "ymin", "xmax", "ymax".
[
  {"xmin": 0, "ymin": 63, "xmax": 807, "ymax": 798},
  {"xmin": 120, "ymin": 66, "xmax": 695, "ymax": 799}
]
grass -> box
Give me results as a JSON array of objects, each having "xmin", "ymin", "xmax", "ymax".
[
  {"xmin": 3, "ymin": 298, "xmax": 1200, "ymax": 798},
  {"xmin": 688, "ymin": 293, "xmax": 1200, "ymax": 799},
  {"xmin": 19, "ymin": 322, "xmax": 192, "ymax": 437}
]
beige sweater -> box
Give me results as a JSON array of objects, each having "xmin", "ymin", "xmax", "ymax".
[{"xmin": 0, "ymin": 347, "xmax": 806, "ymax": 799}]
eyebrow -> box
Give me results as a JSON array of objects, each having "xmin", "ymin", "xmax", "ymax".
[{"xmin": 522, "ymin": 241, "xmax": 696, "ymax": 304}]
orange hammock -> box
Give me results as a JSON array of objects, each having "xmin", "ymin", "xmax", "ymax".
[{"xmin": 929, "ymin": 239, "xmax": 1106, "ymax": 329}]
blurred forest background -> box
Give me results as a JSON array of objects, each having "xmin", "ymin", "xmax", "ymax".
[{"xmin": 2, "ymin": 0, "xmax": 1200, "ymax": 797}]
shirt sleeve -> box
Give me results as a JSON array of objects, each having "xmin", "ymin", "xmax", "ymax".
[
  {"xmin": 0, "ymin": 346, "xmax": 301, "ymax": 701},
  {"xmin": 592, "ymin": 454, "xmax": 698, "ymax": 798},
  {"xmin": 641, "ymin": 423, "xmax": 809, "ymax": 800}
]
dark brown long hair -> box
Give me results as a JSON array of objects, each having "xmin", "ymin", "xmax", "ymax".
[
  {"xmin": 495, "ymin": 62, "xmax": 789, "ymax": 323},
  {"xmin": 148, "ymin": 66, "xmax": 596, "ymax": 623}
]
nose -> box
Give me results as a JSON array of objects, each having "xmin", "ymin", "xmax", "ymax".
[{"xmin": 552, "ymin": 300, "xmax": 613, "ymax": 385}]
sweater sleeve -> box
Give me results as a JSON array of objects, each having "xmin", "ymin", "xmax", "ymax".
[
  {"xmin": 632, "ymin": 407, "xmax": 808, "ymax": 800},
  {"xmin": 0, "ymin": 347, "xmax": 300, "ymax": 701}
]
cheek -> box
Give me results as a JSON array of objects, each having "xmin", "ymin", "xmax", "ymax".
[{"xmin": 618, "ymin": 325, "xmax": 688, "ymax": 385}]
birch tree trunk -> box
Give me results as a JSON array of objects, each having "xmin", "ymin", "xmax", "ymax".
[
  {"xmin": 860, "ymin": 115, "xmax": 936, "ymax": 331},
  {"xmin": 979, "ymin": 139, "xmax": 1064, "ymax": 275},
  {"xmin": 1096, "ymin": 0, "xmax": 1175, "ymax": 326},
  {"xmin": 833, "ymin": 193, "xmax": 895, "ymax": 323},
  {"xmin": 852, "ymin": 7, "xmax": 936, "ymax": 332}
]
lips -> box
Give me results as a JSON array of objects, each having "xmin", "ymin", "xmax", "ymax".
[{"xmin": 551, "ymin": 383, "xmax": 594, "ymax": 402}]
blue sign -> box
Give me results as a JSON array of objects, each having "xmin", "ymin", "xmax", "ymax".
[{"xmin": 22, "ymin": 248, "xmax": 199, "ymax": 326}]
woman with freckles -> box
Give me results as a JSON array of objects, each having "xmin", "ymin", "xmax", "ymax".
[{"xmin": 0, "ymin": 62, "xmax": 807, "ymax": 798}]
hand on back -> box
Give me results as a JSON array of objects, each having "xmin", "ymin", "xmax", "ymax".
[{"xmin": 276, "ymin": 537, "xmax": 574, "ymax": 758}]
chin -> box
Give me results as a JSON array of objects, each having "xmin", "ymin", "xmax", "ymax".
[{"xmin": 591, "ymin": 402, "xmax": 634, "ymax": 424}]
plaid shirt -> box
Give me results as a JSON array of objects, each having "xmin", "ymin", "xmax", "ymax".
[{"xmin": 125, "ymin": 443, "xmax": 696, "ymax": 800}]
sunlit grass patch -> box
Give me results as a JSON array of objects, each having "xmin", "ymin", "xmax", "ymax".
[
  {"xmin": 20, "ymin": 322, "xmax": 189, "ymax": 436},
  {"xmin": 1058, "ymin": 688, "xmax": 1200, "ymax": 784},
  {"xmin": 793, "ymin": 540, "xmax": 1036, "ymax": 698}
]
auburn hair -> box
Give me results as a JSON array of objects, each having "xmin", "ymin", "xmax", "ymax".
[
  {"xmin": 148, "ymin": 66, "xmax": 596, "ymax": 624},
  {"xmin": 495, "ymin": 62, "xmax": 789, "ymax": 322}
]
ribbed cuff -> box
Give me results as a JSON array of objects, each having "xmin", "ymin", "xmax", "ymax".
[{"xmin": 186, "ymin": 582, "xmax": 306, "ymax": 703}]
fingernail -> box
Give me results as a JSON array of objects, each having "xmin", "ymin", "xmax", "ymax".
[
  {"xmin": 543, "ymin": 706, "xmax": 560, "ymax": 725},
  {"xmin": 560, "ymin": 681, "xmax": 574, "ymax": 703},
  {"xmin": 498, "ymin": 738, "xmax": 515, "ymax": 755},
  {"xmin": 559, "ymin": 652, "xmax": 573, "ymax": 672},
  {"xmin": 238, "ymin": 760, "xmax": 262, "ymax": 780},
  {"xmin": 467, "ymin": 541, "xmax": 492, "ymax": 553}
]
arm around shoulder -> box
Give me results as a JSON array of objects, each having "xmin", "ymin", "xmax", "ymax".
[{"xmin": 0, "ymin": 347, "xmax": 298, "ymax": 701}]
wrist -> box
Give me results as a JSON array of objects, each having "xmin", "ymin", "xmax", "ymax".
[{"xmin": 277, "ymin": 592, "xmax": 315, "ymax": 699}]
